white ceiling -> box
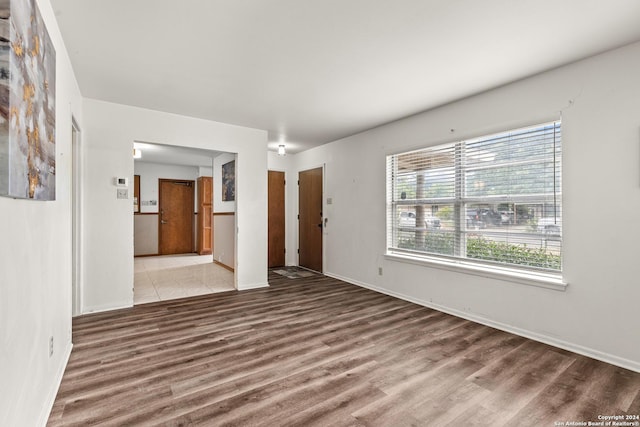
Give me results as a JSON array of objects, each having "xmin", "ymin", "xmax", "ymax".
[
  {"xmin": 52, "ymin": 0, "xmax": 640, "ymax": 153},
  {"xmin": 133, "ymin": 142, "xmax": 222, "ymax": 168}
]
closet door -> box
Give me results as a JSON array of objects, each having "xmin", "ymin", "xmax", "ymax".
[
  {"xmin": 268, "ymin": 170, "xmax": 285, "ymax": 267},
  {"xmin": 197, "ymin": 176, "xmax": 213, "ymax": 255}
]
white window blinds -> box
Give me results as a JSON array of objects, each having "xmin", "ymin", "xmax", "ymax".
[{"xmin": 387, "ymin": 121, "xmax": 562, "ymax": 272}]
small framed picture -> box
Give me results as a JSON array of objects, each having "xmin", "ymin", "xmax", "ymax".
[{"xmin": 222, "ymin": 160, "xmax": 235, "ymax": 201}]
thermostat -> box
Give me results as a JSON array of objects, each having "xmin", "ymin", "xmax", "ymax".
[{"xmin": 115, "ymin": 177, "xmax": 128, "ymax": 187}]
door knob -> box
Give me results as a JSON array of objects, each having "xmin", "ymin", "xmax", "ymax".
[{"xmin": 161, "ymin": 220, "xmax": 168, "ymax": 224}]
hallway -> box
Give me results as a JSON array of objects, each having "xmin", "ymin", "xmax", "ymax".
[{"xmin": 134, "ymin": 254, "xmax": 234, "ymax": 304}]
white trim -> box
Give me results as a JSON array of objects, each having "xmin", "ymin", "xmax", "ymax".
[
  {"xmin": 39, "ymin": 343, "xmax": 73, "ymax": 426},
  {"xmin": 83, "ymin": 302, "xmax": 133, "ymax": 314},
  {"xmin": 233, "ymin": 152, "xmax": 239, "ymax": 289},
  {"xmin": 385, "ymin": 252, "xmax": 567, "ymax": 291},
  {"xmin": 71, "ymin": 117, "xmax": 82, "ymax": 317},
  {"xmin": 386, "ymin": 120, "xmax": 564, "ymax": 291},
  {"xmin": 237, "ymin": 282, "xmax": 269, "ymax": 291},
  {"xmin": 325, "ymin": 271, "xmax": 640, "ymax": 374}
]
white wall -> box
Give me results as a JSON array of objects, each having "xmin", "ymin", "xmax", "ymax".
[
  {"xmin": 133, "ymin": 163, "xmax": 209, "ymax": 255},
  {"xmin": 134, "ymin": 162, "xmax": 200, "ymax": 213},
  {"xmin": 82, "ymin": 99, "xmax": 269, "ymax": 312},
  {"xmin": 0, "ymin": 0, "xmax": 84, "ymax": 425},
  {"xmin": 210, "ymin": 153, "xmax": 237, "ymax": 269},
  {"xmin": 289, "ymin": 42, "xmax": 640, "ymax": 372},
  {"xmin": 133, "ymin": 215, "xmax": 158, "ymax": 256},
  {"xmin": 213, "ymin": 215, "xmax": 236, "ymax": 269},
  {"xmin": 198, "ymin": 166, "xmax": 213, "ymax": 177}
]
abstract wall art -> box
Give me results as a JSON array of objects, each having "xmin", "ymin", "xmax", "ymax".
[
  {"xmin": 222, "ymin": 160, "xmax": 235, "ymax": 201},
  {"xmin": 0, "ymin": 0, "xmax": 56, "ymax": 200}
]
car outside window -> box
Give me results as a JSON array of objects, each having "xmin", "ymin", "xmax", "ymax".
[{"xmin": 387, "ymin": 121, "xmax": 562, "ymax": 273}]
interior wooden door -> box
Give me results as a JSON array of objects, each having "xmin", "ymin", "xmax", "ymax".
[
  {"xmin": 298, "ymin": 167, "xmax": 323, "ymax": 272},
  {"xmin": 133, "ymin": 175, "xmax": 140, "ymax": 213},
  {"xmin": 197, "ymin": 176, "xmax": 213, "ymax": 255},
  {"xmin": 268, "ymin": 170, "xmax": 285, "ymax": 267},
  {"xmin": 158, "ymin": 179, "xmax": 195, "ymax": 255}
]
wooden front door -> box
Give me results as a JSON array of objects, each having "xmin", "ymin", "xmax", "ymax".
[
  {"xmin": 196, "ymin": 176, "xmax": 213, "ymax": 255},
  {"xmin": 268, "ymin": 170, "xmax": 285, "ymax": 267},
  {"xmin": 159, "ymin": 179, "xmax": 195, "ymax": 255},
  {"xmin": 298, "ymin": 167, "xmax": 323, "ymax": 272}
]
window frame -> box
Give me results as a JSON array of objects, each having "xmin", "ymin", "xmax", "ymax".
[{"xmin": 386, "ymin": 121, "xmax": 566, "ymax": 290}]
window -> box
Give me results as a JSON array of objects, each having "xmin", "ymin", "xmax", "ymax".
[{"xmin": 387, "ymin": 121, "xmax": 562, "ymax": 274}]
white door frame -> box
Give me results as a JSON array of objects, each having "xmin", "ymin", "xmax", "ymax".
[{"xmin": 72, "ymin": 117, "xmax": 82, "ymax": 316}]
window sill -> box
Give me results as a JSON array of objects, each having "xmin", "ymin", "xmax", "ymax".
[{"xmin": 384, "ymin": 251, "xmax": 567, "ymax": 291}]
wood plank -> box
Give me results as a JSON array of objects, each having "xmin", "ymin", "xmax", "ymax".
[{"xmin": 48, "ymin": 270, "xmax": 640, "ymax": 426}]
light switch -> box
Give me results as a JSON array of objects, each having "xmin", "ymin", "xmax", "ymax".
[{"xmin": 117, "ymin": 189, "xmax": 128, "ymax": 199}]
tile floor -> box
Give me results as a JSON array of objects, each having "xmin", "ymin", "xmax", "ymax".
[
  {"xmin": 134, "ymin": 254, "xmax": 235, "ymax": 305},
  {"xmin": 271, "ymin": 267, "xmax": 317, "ymax": 279}
]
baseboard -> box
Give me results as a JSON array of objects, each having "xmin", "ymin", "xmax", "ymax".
[
  {"xmin": 39, "ymin": 342, "xmax": 72, "ymax": 426},
  {"xmin": 82, "ymin": 301, "xmax": 133, "ymax": 315},
  {"xmin": 213, "ymin": 260, "xmax": 234, "ymax": 272},
  {"xmin": 237, "ymin": 282, "xmax": 269, "ymax": 291},
  {"xmin": 325, "ymin": 272, "xmax": 640, "ymax": 373}
]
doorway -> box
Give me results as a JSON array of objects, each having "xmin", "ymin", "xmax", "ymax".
[
  {"xmin": 298, "ymin": 167, "xmax": 323, "ymax": 272},
  {"xmin": 134, "ymin": 254, "xmax": 233, "ymax": 304},
  {"xmin": 158, "ymin": 179, "xmax": 195, "ymax": 255},
  {"xmin": 133, "ymin": 144, "xmax": 237, "ymax": 304},
  {"xmin": 268, "ymin": 170, "xmax": 285, "ymax": 267}
]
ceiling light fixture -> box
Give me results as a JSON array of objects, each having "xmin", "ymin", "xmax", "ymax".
[
  {"xmin": 278, "ymin": 144, "xmax": 286, "ymax": 156},
  {"xmin": 133, "ymin": 148, "xmax": 142, "ymax": 159}
]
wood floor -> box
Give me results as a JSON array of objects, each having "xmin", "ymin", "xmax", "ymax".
[{"xmin": 48, "ymin": 270, "xmax": 640, "ymax": 426}]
